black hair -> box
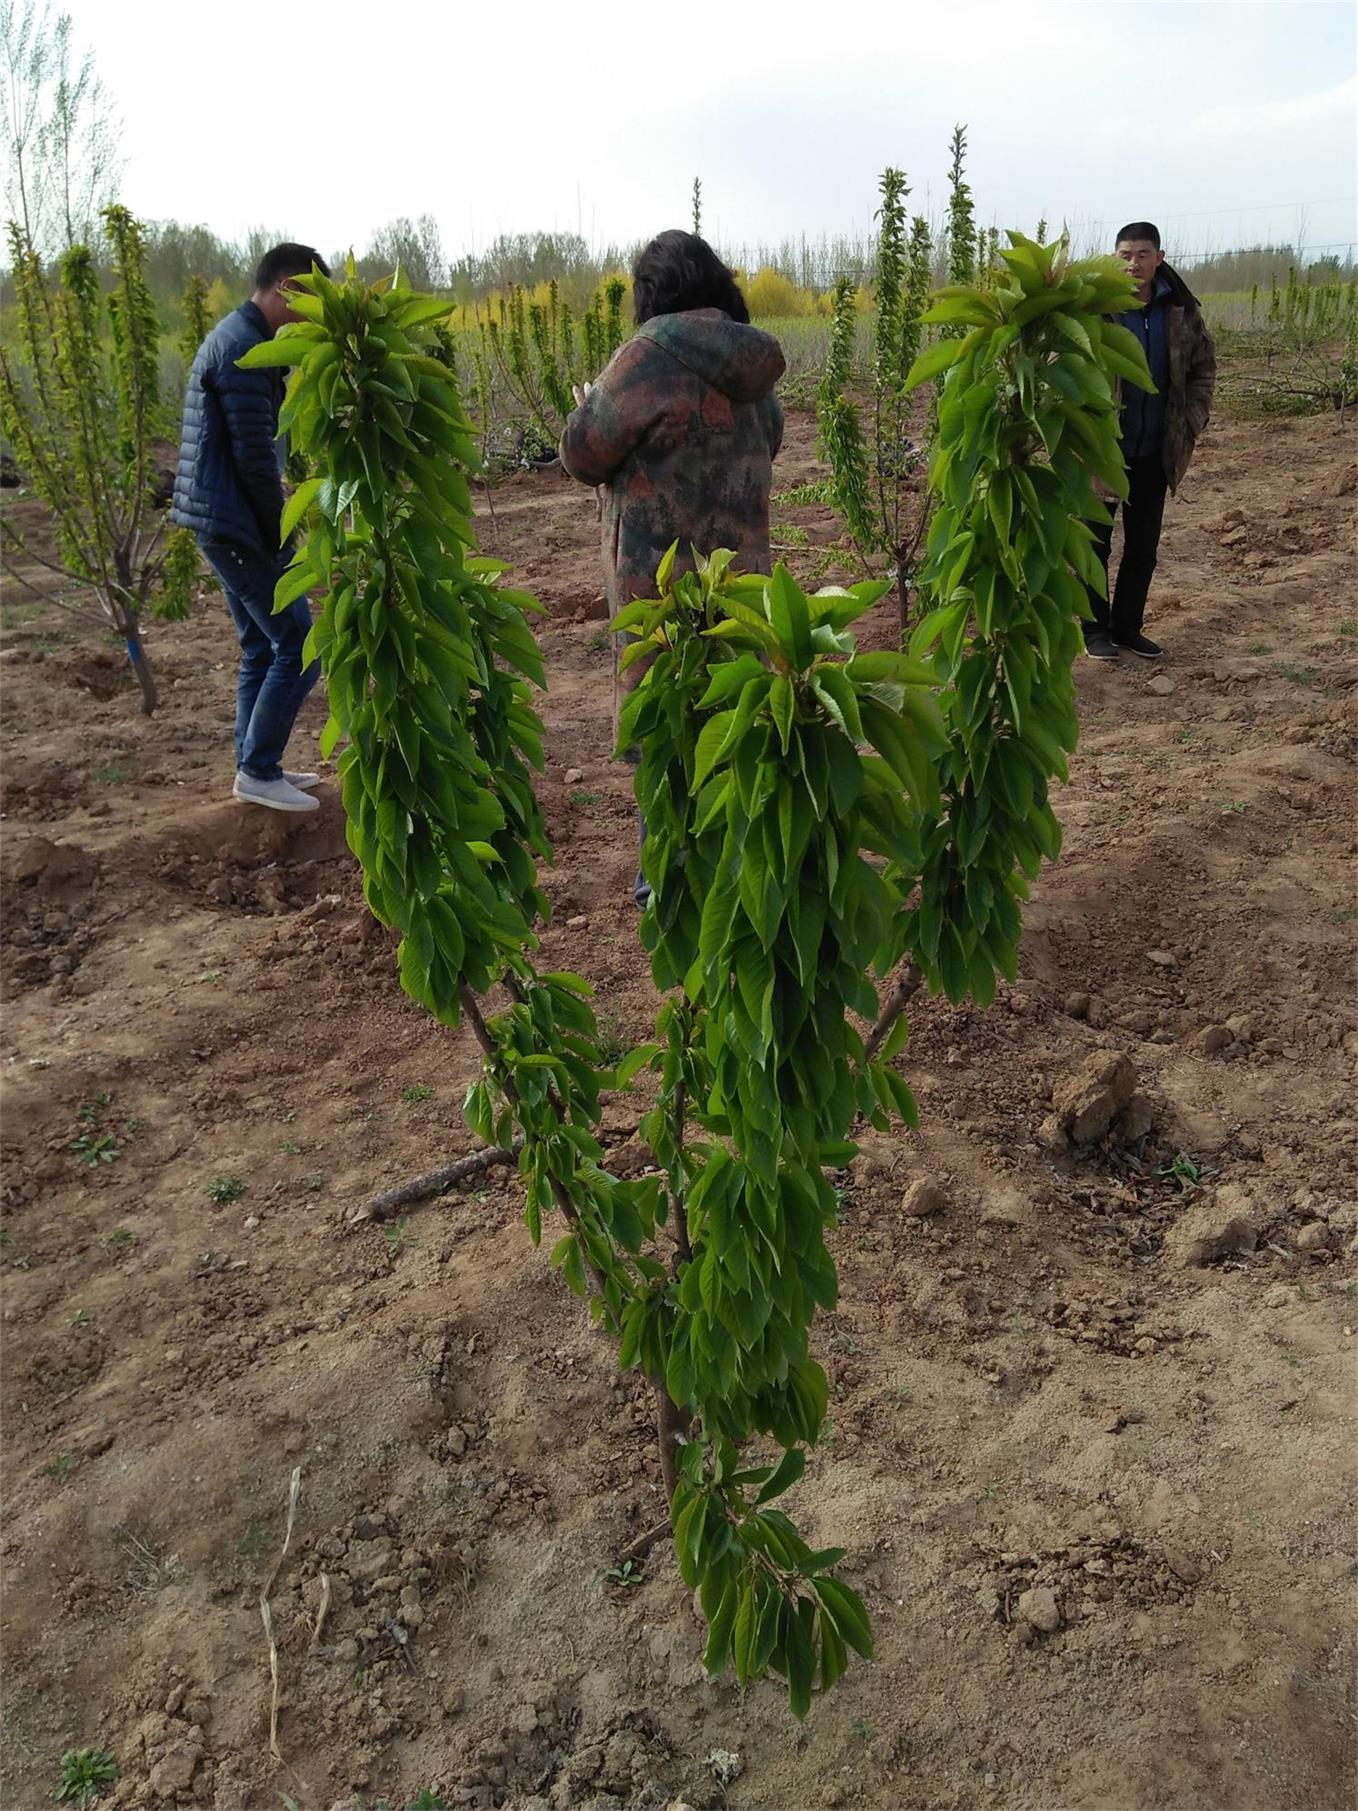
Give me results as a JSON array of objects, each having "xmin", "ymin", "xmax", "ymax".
[
  {"xmin": 632, "ymin": 230, "xmax": 749, "ymax": 325},
  {"xmin": 1115, "ymin": 221, "xmax": 1161, "ymax": 250},
  {"xmin": 253, "ymin": 242, "xmax": 331, "ymax": 291}
]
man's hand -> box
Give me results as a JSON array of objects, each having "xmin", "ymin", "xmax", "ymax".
[{"xmin": 571, "ymin": 381, "xmax": 593, "ymax": 409}]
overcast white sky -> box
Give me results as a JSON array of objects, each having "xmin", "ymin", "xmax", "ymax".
[{"xmin": 57, "ymin": 0, "xmax": 1358, "ymax": 266}]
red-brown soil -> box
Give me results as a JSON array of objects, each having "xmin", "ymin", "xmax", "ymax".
[{"xmin": 1, "ymin": 404, "xmax": 1355, "ymax": 1811}]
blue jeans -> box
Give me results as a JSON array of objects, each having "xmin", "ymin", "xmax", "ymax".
[{"xmin": 200, "ymin": 538, "xmax": 320, "ymax": 781}]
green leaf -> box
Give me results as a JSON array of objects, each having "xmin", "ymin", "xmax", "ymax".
[
  {"xmin": 812, "ymin": 1575, "xmax": 874, "ymax": 1658},
  {"xmin": 786, "ymin": 1597, "xmax": 817, "ymax": 1717},
  {"xmin": 236, "ymin": 333, "xmax": 315, "ymax": 369},
  {"xmin": 694, "ymin": 710, "xmax": 738, "ymax": 786},
  {"xmin": 280, "ymin": 478, "xmax": 323, "ymax": 544},
  {"xmin": 768, "ymin": 565, "xmax": 813, "ymax": 669},
  {"xmin": 769, "ymin": 675, "xmax": 795, "ymax": 752},
  {"xmin": 273, "ymin": 560, "xmax": 318, "ymax": 614},
  {"xmin": 755, "ymin": 1446, "xmax": 806, "ymax": 1504},
  {"xmin": 704, "ymin": 1580, "xmax": 739, "ymax": 1675},
  {"xmin": 733, "ymin": 1583, "xmax": 759, "ymax": 1685},
  {"xmin": 903, "ymin": 335, "xmax": 968, "ymax": 393}
]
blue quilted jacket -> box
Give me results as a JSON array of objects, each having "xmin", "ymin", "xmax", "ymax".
[{"xmin": 171, "ymin": 301, "xmax": 286, "ymax": 556}]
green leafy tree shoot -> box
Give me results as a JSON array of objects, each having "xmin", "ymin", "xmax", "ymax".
[
  {"xmin": 794, "ymin": 167, "xmax": 935, "ymax": 634},
  {"xmin": 0, "ymin": 204, "xmax": 197, "ymax": 713},
  {"xmin": 251, "ymin": 234, "xmax": 1148, "ymax": 1712}
]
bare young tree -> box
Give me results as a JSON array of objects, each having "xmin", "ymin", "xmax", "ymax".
[
  {"xmin": 361, "ymin": 213, "xmax": 446, "ymax": 290},
  {"xmin": 1, "ymin": 0, "xmax": 121, "ymax": 257}
]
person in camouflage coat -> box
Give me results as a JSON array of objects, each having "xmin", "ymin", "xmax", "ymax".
[{"xmin": 559, "ymin": 231, "xmax": 785, "ymax": 728}]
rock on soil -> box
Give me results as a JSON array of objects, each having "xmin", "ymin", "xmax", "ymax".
[
  {"xmin": 1042, "ymin": 1050, "xmax": 1153, "ymax": 1148},
  {"xmin": 1187, "ymin": 1023, "xmax": 1234, "ymax": 1055},
  {"xmin": 1164, "ymin": 1182, "xmax": 1260, "ymax": 1268},
  {"xmin": 1017, "ymin": 1586, "xmax": 1062, "ymax": 1633},
  {"xmin": 901, "ymin": 1178, "xmax": 946, "ymax": 1217}
]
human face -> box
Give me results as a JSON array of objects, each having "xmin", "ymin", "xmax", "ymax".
[
  {"xmin": 255, "ymin": 278, "xmax": 305, "ymax": 333},
  {"xmin": 1116, "ymin": 239, "xmax": 1164, "ymax": 296}
]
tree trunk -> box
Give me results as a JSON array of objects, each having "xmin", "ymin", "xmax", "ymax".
[
  {"xmin": 894, "ymin": 551, "xmax": 915, "ymax": 647},
  {"xmin": 109, "ymin": 570, "xmax": 158, "ymax": 717},
  {"xmin": 126, "ymin": 628, "xmax": 158, "ymax": 716},
  {"xmin": 654, "ymin": 1383, "xmax": 690, "ymax": 1508}
]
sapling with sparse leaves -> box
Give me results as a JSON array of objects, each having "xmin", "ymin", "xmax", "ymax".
[
  {"xmin": 0, "ymin": 205, "xmax": 197, "ymax": 713},
  {"xmin": 803, "ymin": 167, "xmax": 934, "ymax": 633}
]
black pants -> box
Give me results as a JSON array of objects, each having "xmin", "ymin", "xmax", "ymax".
[{"xmin": 1086, "ymin": 454, "xmax": 1169, "ymax": 642}]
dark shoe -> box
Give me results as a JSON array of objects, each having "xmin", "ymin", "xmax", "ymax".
[
  {"xmin": 633, "ymin": 872, "xmax": 652, "ymax": 910},
  {"xmin": 1113, "ymin": 632, "xmax": 1163, "ymax": 659},
  {"xmin": 1084, "ymin": 633, "xmax": 1118, "ymax": 660}
]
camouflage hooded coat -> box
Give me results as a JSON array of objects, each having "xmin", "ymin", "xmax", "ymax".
[{"xmin": 559, "ymin": 307, "xmax": 785, "ymax": 668}]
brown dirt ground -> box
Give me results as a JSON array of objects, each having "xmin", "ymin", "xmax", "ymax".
[{"xmin": 1, "ymin": 402, "xmax": 1356, "ymax": 1811}]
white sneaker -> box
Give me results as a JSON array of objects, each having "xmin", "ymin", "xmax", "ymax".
[
  {"xmin": 283, "ymin": 770, "xmax": 321, "ymax": 790},
  {"xmin": 233, "ymin": 772, "xmax": 320, "ymax": 813}
]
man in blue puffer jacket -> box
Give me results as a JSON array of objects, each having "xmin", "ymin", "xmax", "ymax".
[{"xmin": 172, "ymin": 243, "xmax": 331, "ymax": 812}]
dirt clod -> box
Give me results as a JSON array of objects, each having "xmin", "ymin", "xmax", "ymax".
[{"xmin": 901, "ymin": 1177, "xmax": 946, "ymax": 1217}]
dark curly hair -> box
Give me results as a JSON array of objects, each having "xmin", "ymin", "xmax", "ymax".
[{"xmin": 632, "ymin": 230, "xmax": 749, "ymax": 326}]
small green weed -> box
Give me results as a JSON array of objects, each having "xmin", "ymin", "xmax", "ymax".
[
  {"xmin": 55, "ymin": 1747, "xmax": 118, "ymax": 1806},
  {"xmin": 1175, "ymin": 728, "xmax": 1202, "ymax": 745},
  {"xmin": 94, "ymin": 761, "xmax": 130, "ymax": 784},
  {"xmin": 1221, "ymin": 800, "xmax": 1249, "ymax": 814},
  {"xmin": 1276, "ymin": 661, "xmax": 1319, "ymax": 685},
  {"xmin": 1245, "ymin": 641, "xmax": 1272, "ymax": 655},
  {"xmin": 237, "ymin": 1518, "xmax": 268, "ymax": 1562},
  {"xmin": 194, "ymin": 969, "xmax": 225, "ymax": 985},
  {"xmin": 207, "ymin": 1176, "xmax": 246, "ymax": 1204},
  {"xmin": 1338, "ymin": 619, "xmax": 1356, "ymax": 638},
  {"xmin": 383, "ymin": 1218, "xmax": 413, "ymax": 1257},
  {"xmin": 587, "ymin": 629, "xmax": 611, "ymax": 653},
  {"xmin": 75, "ymin": 1094, "xmax": 111, "ymax": 1124},
  {"xmin": 594, "ymin": 1009, "xmax": 631, "ymax": 1069},
  {"xmin": 278, "ymin": 1139, "xmax": 302, "ymax": 1155},
  {"xmin": 46, "ymin": 1451, "xmax": 76, "ymax": 1483},
  {"xmin": 71, "ymin": 1131, "xmax": 119, "ymax": 1168},
  {"xmin": 1159, "ymin": 1152, "xmax": 1203, "ymax": 1188},
  {"xmin": 603, "ymin": 1558, "xmax": 643, "ymax": 1589},
  {"xmin": 849, "ymin": 1717, "xmax": 877, "ymax": 1742},
  {"xmin": 68, "ymin": 1308, "xmax": 91, "ymax": 1327},
  {"xmin": 102, "ymin": 1228, "xmax": 136, "ymax": 1253},
  {"xmin": 400, "ymin": 1084, "xmax": 434, "ymax": 1104},
  {"xmin": 301, "ymin": 1170, "xmax": 326, "ymax": 1193},
  {"xmin": 569, "ymin": 789, "xmax": 601, "ymax": 808}
]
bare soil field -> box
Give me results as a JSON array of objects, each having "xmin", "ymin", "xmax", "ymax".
[{"xmin": 1, "ymin": 404, "xmax": 1355, "ymax": 1811}]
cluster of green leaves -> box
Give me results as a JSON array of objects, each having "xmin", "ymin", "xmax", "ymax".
[
  {"xmin": 180, "ymin": 270, "xmax": 211, "ymax": 368},
  {"xmin": 474, "ymin": 275, "xmax": 629, "ymax": 445},
  {"xmin": 890, "ymin": 232, "xmax": 1152, "ymax": 1006},
  {"xmin": 245, "ymin": 269, "xmax": 674, "ymax": 1348},
  {"xmin": 612, "ymin": 550, "xmax": 968, "ymax": 1704},
  {"xmin": 55, "ymin": 1748, "xmax": 117, "ymax": 1808},
  {"xmin": 945, "ymin": 125, "xmax": 976, "ymax": 288},
  {"xmin": 0, "ymin": 205, "xmax": 198, "ymax": 713},
  {"xmin": 275, "ymin": 235, "xmax": 1148, "ymax": 1715},
  {"xmin": 813, "ymin": 168, "xmax": 934, "ymax": 628}
]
